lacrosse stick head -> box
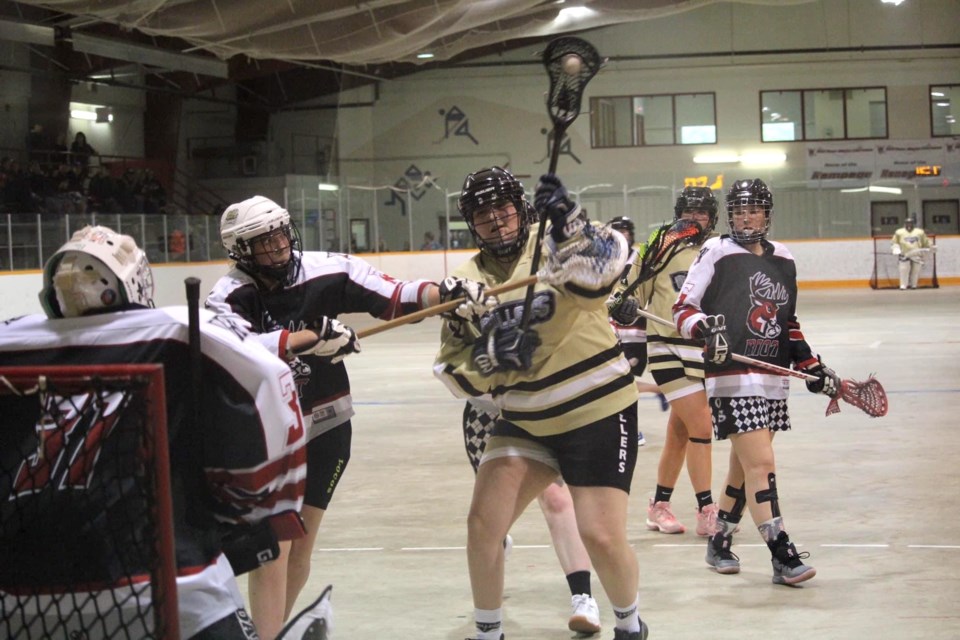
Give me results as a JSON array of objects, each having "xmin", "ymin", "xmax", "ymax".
[
  {"xmin": 543, "ymin": 37, "xmax": 602, "ymax": 129},
  {"xmin": 825, "ymin": 374, "xmax": 888, "ymax": 417},
  {"xmin": 643, "ymin": 219, "xmax": 704, "ymax": 268}
]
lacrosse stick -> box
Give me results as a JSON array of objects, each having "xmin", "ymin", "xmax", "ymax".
[
  {"xmin": 637, "ymin": 309, "xmax": 888, "ymax": 417},
  {"xmin": 608, "ymin": 219, "xmax": 703, "ymax": 311},
  {"xmin": 356, "ymin": 275, "xmax": 538, "ymax": 339},
  {"xmin": 519, "ymin": 36, "xmax": 603, "ymax": 331}
]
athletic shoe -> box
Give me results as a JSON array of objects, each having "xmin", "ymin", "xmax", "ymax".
[
  {"xmin": 705, "ymin": 532, "xmax": 741, "ymax": 574},
  {"xmin": 769, "ymin": 531, "xmax": 816, "ymax": 586},
  {"xmin": 464, "ymin": 635, "xmax": 504, "ymax": 640},
  {"xmin": 695, "ymin": 503, "xmax": 720, "ymax": 537},
  {"xmin": 637, "ymin": 431, "xmax": 646, "ymax": 447},
  {"xmin": 503, "ymin": 534, "xmax": 513, "ymax": 561},
  {"xmin": 645, "ymin": 498, "xmax": 685, "ymax": 534},
  {"xmin": 612, "ymin": 618, "xmax": 649, "ymax": 640},
  {"xmin": 656, "ymin": 392, "xmax": 669, "ymax": 412},
  {"xmin": 569, "ymin": 594, "xmax": 601, "ymax": 634}
]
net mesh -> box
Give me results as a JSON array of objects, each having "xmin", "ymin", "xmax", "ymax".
[
  {"xmin": 0, "ymin": 366, "xmax": 177, "ymax": 640},
  {"xmin": 869, "ymin": 235, "xmax": 938, "ymax": 289},
  {"xmin": 543, "ymin": 37, "xmax": 602, "ymax": 126},
  {"xmin": 826, "ymin": 375, "xmax": 889, "ymax": 418}
]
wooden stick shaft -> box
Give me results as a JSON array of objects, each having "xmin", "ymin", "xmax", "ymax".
[
  {"xmin": 636, "ymin": 308, "xmax": 818, "ymax": 382},
  {"xmin": 357, "ymin": 275, "xmax": 539, "ymax": 339}
]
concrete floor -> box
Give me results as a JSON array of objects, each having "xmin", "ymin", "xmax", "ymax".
[{"xmin": 246, "ymin": 288, "xmax": 960, "ymax": 640}]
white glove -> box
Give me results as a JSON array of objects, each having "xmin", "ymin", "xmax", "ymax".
[
  {"xmin": 438, "ymin": 276, "xmax": 497, "ymax": 324},
  {"xmin": 296, "ymin": 317, "xmax": 360, "ymax": 363},
  {"xmin": 891, "ymin": 245, "xmax": 901, "ymax": 256}
]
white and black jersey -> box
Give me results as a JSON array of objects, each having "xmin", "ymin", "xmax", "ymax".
[
  {"xmin": 206, "ymin": 251, "xmax": 433, "ymax": 440},
  {"xmin": 0, "ymin": 307, "xmax": 306, "ymax": 638},
  {"xmin": 674, "ymin": 236, "xmax": 818, "ymax": 399}
]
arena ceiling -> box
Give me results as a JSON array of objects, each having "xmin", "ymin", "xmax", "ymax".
[{"xmin": 3, "ymin": 0, "xmax": 818, "ymax": 109}]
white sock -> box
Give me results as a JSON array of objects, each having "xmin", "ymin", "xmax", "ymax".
[
  {"xmin": 474, "ymin": 607, "xmax": 502, "ymax": 640},
  {"xmin": 613, "ymin": 594, "xmax": 640, "ymax": 632}
]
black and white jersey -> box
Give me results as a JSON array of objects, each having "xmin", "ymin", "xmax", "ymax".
[
  {"xmin": 0, "ymin": 307, "xmax": 307, "ymax": 638},
  {"xmin": 206, "ymin": 251, "xmax": 433, "ymax": 439},
  {"xmin": 674, "ymin": 236, "xmax": 817, "ymax": 399}
]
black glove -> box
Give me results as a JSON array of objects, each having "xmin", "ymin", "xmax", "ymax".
[
  {"xmin": 438, "ymin": 276, "xmax": 496, "ymax": 324},
  {"xmin": 298, "ymin": 316, "xmax": 360, "ymax": 363},
  {"xmin": 610, "ymin": 297, "xmax": 640, "ymax": 325},
  {"xmin": 472, "ymin": 320, "xmax": 541, "ymax": 376},
  {"xmin": 695, "ymin": 314, "xmax": 730, "ymax": 366},
  {"xmin": 803, "ymin": 357, "xmax": 841, "ymax": 398},
  {"xmin": 535, "ymin": 173, "xmax": 584, "ymax": 243}
]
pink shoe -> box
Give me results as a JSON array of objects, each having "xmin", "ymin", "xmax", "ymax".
[
  {"xmin": 646, "ymin": 498, "xmax": 686, "ymax": 534},
  {"xmin": 695, "ymin": 503, "xmax": 720, "ymax": 537}
]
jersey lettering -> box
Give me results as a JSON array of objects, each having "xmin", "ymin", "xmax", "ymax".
[{"xmin": 744, "ymin": 338, "xmax": 780, "ymax": 358}]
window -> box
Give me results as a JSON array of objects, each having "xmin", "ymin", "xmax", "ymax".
[
  {"xmin": 591, "ymin": 93, "xmax": 715, "ymax": 148},
  {"xmin": 930, "ymin": 84, "xmax": 959, "ymax": 136},
  {"xmin": 760, "ymin": 87, "xmax": 887, "ymax": 141}
]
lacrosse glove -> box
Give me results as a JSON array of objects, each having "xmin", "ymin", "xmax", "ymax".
[
  {"xmin": 609, "ymin": 296, "xmax": 640, "ymax": 325},
  {"xmin": 535, "ymin": 173, "xmax": 584, "ymax": 243},
  {"xmin": 695, "ymin": 314, "xmax": 731, "ymax": 366},
  {"xmin": 803, "ymin": 357, "xmax": 841, "ymax": 398},
  {"xmin": 297, "ymin": 316, "xmax": 360, "ymax": 363},
  {"xmin": 472, "ymin": 319, "xmax": 541, "ymax": 376},
  {"xmin": 438, "ymin": 276, "xmax": 497, "ymax": 324}
]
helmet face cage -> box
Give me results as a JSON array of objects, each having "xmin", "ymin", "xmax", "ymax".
[
  {"xmin": 221, "ymin": 196, "xmax": 302, "ymax": 285},
  {"xmin": 674, "ymin": 187, "xmax": 719, "ymax": 234},
  {"xmin": 39, "ymin": 225, "xmax": 155, "ymax": 319},
  {"xmin": 725, "ymin": 179, "xmax": 773, "ymax": 244},
  {"xmin": 458, "ymin": 167, "xmax": 533, "ymax": 261}
]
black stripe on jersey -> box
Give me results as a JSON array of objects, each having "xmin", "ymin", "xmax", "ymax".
[
  {"xmin": 501, "ymin": 373, "xmax": 635, "ymax": 422},
  {"xmin": 443, "ymin": 364, "xmax": 487, "ymax": 397},
  {"xmin": 564, "ymin": 280, "xmax": 616, "ymax": 299},
  {"xmin": 647, "ymin": 334, "xmax": 698, "ymax": 347},
  {"xmin": 647, "ymin": 352, "xmax": 705, "ymax": 370},
  {"xmin": 490, "ymin": 345, "xmax": 623, "ymax": 395}
]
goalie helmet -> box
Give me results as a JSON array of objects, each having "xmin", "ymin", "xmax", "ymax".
[
  {"xmin": 458, "ymin": 166, "xmax": 535, "ymax": 261},
  {"xmin": 674, "ymin": 186, "xmax": 718, "ymax": 234},
  {"xmin": 725, "ymin": 178, "xmax": 773, "ymax": 244},
  {"xmin": 39, "ymin": 225, "xmax": 155, "ymax": 319},
  {"xmin": 221, "ymin": 195, "xmax": 302, "ymax": 285}
]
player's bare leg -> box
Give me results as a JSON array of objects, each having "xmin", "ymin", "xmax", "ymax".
[
  {"xmin": 249, "ymin": 539, "xmax": 291, "ymax": 640},
  {"xmin": 284, "ymin": 505, "xmax": 324, "ymax": 618}
]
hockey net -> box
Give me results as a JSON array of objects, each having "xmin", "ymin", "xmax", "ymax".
[
  {"xmin": 0, "ymin": 365, "xmax": 179, "ymax": 640},
  {"xmin": 870, "ymin": 234, "xmax": 938, "ymax": 289}
]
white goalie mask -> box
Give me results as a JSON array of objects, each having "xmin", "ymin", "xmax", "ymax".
[{"xmin": 39, "ymin": 225, "xmax": 155, "ymax": 319}]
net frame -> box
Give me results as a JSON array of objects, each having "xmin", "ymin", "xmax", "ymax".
[
  {"xmin": 0, "ymin": 364, "xmax": 179, "ymax": 640},
  {"xmin": 869, "ymin": 234, "xmax": 938, "ymax": 289}
]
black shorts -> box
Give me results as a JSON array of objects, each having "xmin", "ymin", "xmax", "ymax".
[
  {"xmin": 710, "ymin": 396, "xmax": 791, "ymax": 440},
  {"xmin": 490, "ymin": 403, "xmax": 639, "ymax": 493},
  {"xmin": 191, "ymin": 608, "xmax": 259, "ymax": 639},
  {"xmin": 621, "ymin": 341, "xmax": 648, "ymax": 377},
  {"xmin": 304, "ymin": 422, "xmax": 352, "ymax": 509}
]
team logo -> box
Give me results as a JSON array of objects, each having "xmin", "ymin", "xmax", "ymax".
[
  {"xmin": 669, "ymin": 270, "xmax": 688, "ymax": 293},
  {"xmin": 746, "ymin": 272, "xmax": 788, "ymax": 339}
]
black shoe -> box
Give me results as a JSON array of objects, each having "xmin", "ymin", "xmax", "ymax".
[
  {"xmin": 767, "ymin": 531, "xmax": 816, "ymax": 586},
  {"xmin": 706, "ymin": 532, "xmax": 741, "ymax": 574},
  {"xmin": 612, "ymin": 618, "xmax": 649, "ymax": 640}
]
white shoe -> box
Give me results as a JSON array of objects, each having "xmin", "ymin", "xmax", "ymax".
[{"xmin": 569, "ymin": 593, "xmax": 601, "ymax": 634}]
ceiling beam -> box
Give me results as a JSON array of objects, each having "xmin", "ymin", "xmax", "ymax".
[{"xmin": 70, "ymin": 31, "xmax": 229, "ymax": 78}]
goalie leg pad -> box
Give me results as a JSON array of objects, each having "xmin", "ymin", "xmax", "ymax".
[
  {"xmin": 539, "ymin": 222, "xmax": 628, "ymax": 290},
  {"xmin": 755, "ymin": 472, "xmax": 781, "ymax": 518}
]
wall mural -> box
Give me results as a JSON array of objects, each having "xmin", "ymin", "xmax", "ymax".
[
  {"xmin": 535, "ymin": 127, "xmax": 581, "ymax": 165},
  {"xmin": 437, "ymin": 106, "xmax": 479, "ymax": 145},
  {"xmin": 383, "ymin": 164, "xmax": 435, "ymax": 216}
]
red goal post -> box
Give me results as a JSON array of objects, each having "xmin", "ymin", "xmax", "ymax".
[
  {"xmin": 870, "ymin": 234, "xmax": 938, "ymax": 290},
  {"xmin": 0, "ymin": 364, "xmax": 179, "ymax": 640}
]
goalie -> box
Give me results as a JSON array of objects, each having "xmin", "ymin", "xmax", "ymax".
[
  {"xmin": 434, "ymin": 167, "xmax": 650, "ymax": 640},
  {"xmin": 890, "ymin": 214, "xmax": 932, "ymax": 290}
]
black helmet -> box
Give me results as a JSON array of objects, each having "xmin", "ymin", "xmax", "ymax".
[
  {"xmin": 458, "ymin": 167, "xmax": 534, "ymax": 261},
  {"xmin": 674, "ymin": 186, "xmax": 718, "ymax": 234},
  {"xmin": 609, "ymin": 216, "xmax": 635, "ymax": 235},
  {"xmin": 725, "ymin": 178, "xmax": 772, "ymax": 244}
]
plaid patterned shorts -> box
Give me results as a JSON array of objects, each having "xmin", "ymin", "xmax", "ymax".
[
  {"xmin": 463, "ymin": 402, "xmax": 498, "ymax": 472},
  {"xmin": 710, "ymin": 396, "xmax": 791, "ymax": 440}
]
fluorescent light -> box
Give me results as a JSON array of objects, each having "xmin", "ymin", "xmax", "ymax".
[
  {"xmin": 318, "ymin": 183, "xmax": 340, "ymax": 191},
  {"xmin": 740, "ymin": 151, "xmax": 786, "ymax": 166},
  {"xmin": 416, "ymin": 52, "xmax": 435, "ymax": 60},
  {"xmin": 840, "ymin": 186, "xmax": 902, "ymax": 194},
  {"xmin": 931, "ymin": 91, "xmax": 945, "ymax": 97},
  {"xmin": 693, "ymin": 153, "xmax": 740, "ymax": 164},
  {"xmin": 880, "ymin": 0, "xmax": 905, "ymax": 5},
  {"xmin": 556, "ymin": 6, "xmax": 595, "ymax": 22},
  {"xmin": 71, "ymin": 109, "xmax": 97, "ymax": 121}
]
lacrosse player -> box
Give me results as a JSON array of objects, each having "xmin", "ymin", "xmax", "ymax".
[
  {"xmin": 606, "ymin": 216, "xmax": 668, "ymax": 447},
  {"xmin": 0, "ymin": 226, "xmax": 307, "ymax": 639},
  {"xmin": 627, "ymin": 187, "xmax": 721, "ymax": 537},
  {"xmin": 674, "ymin": 179, "xmax": 840, "ymax": 586},
  {"xmin": 435, "ymin": 167, "xmax": 649, "ymax": 640},
  {"xmin": 890, "ymin": 214, "xmax": 932, "ymax": 290},
  {"xmin": 207, "ymin": 196, "xmax": 486, "ymax": 637}
]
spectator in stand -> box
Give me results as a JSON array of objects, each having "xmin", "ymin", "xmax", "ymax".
[
  {"xmin": 421, "ymin": 231, "xmax": 443, "ymax": 250},
  {"xmin": 26, "ymin": 124, "xmax": 50, "ymax": 164},
  {"xmin": 52, "ymin": 132, "xmax": 70, "ymax": 165},
  {"xmin": 70, "ymin": 131, "xmax": 98, "ymax": 168},
  {"xmin": 141, "ymin": 169, "xmax": 167, "ymax": 214}
]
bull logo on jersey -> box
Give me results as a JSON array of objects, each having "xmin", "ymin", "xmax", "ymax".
[
  {"xmin": 746, "ymin": 272, "xmax": 788, "ymax": 340},
  {"xmin": 11, "ymin": 392, "xmax": 123, "ymax": 496}
]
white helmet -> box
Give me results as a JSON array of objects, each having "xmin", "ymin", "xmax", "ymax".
[
  {"xmin": 39, "ymin": 225, "xmax": 155, "ymax": 318},
  {"xmin": 220, "ymin": 195, "xmax": 301, "ymax": 284}
]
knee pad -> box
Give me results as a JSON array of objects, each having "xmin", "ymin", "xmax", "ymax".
[
  {"xmin": 754, "ymin": 473, "xmax": 780, "ymax": 518},
  {"xmin": 724, "ymin": 483, "xmax": 746, "ymax": 517}
]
